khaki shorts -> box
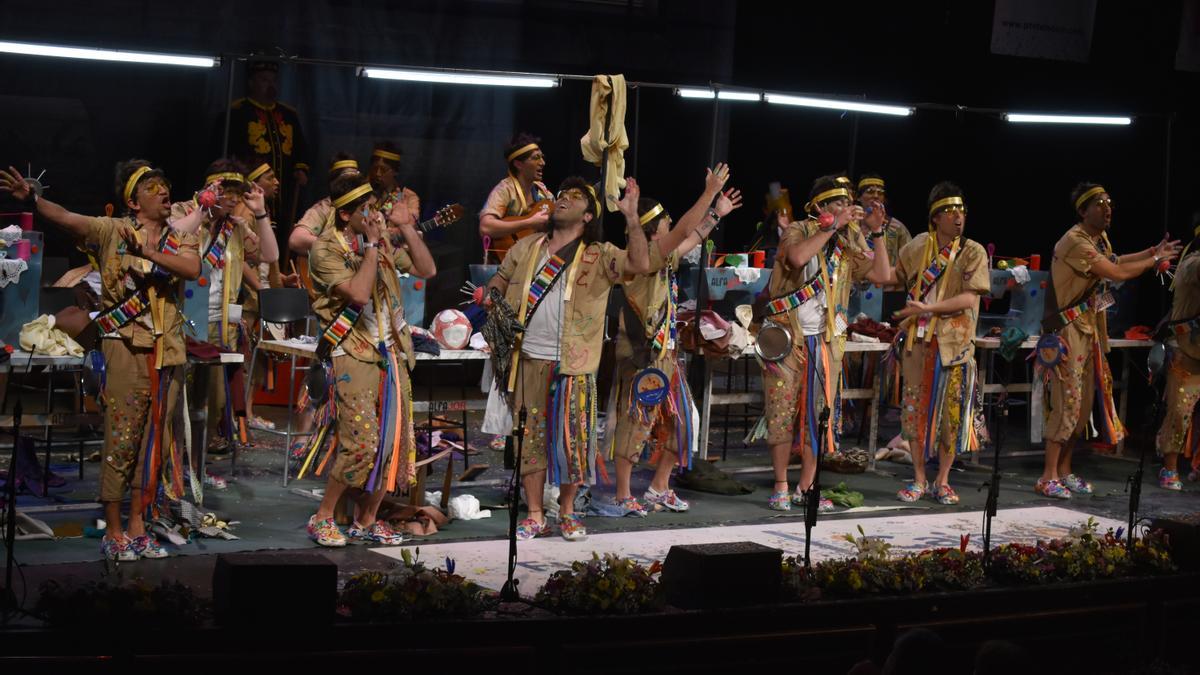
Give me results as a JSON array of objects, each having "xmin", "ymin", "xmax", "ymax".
[
  {"xmin": 1044, "ymin": 327, "xmax": 1098, "ymax": 443},
  {"xmin": 511, "ymin": 357, "xmax": 596, "ymax": 484},
  {"xmin": 609, "ymin": 353, "xmax": 691, "ymax": 463},
  {"xmin": 1157, "ymin": 349, "xmax": 1200, "ymax": 456},
  {"xmin": 330, "ymin": 353, "xmax": 414, "ymax": 490},
  {"xmin": 761, "ymin": 336, "xmax": 843, "ymax": 453}
]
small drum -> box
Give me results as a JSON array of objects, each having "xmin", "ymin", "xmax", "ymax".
[{"xmin": 754, "ymin": 320, "xmax": 792, "ymax": 362}]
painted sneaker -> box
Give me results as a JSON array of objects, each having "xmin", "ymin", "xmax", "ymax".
[
  {"xmin": 515, "ymin": 518, "xmax": 549, "ymax": 541},
  {"xmin": 897, "ymin": 481, "xmax": 927, "ymax": 503},
  {"xmin": 1159, "ymin": 468, "xmax": 1183, "ymax": 491},
  {"xmin": 614, "ymin": 496, "xmax": 649, "ymax": 518},
  {"xmin": 1060, "ymin": 473, "xmax": 1093, "ymax": 495},
  {"xmin": 930, "ymin": 484, "xmax": 960, "ymax": 505},
  {"xmin": 793, "ymin": 490, "xmax": 834, "ymax": 512},
  {"xmin": 204, "ymin": 472, "xmax": 228, "ymax": 490},
  {"xmin": 129, "ymin": 533, "xmax": 169, "ymax": 559},
  {"xmin": 100, "ymin": 535, "xmax": 137, "ymax": 562},
  {"xmin": 559, "ymin": 513, "xmax": 588, "ymax": 541},
  {"xmin": 348, "ymin": 521, "xmax": 406, "ymax": 545},
  {"xmin": 768, "ymin": 490, "xmax": 791, "ymax": 511},
  {"xmin": 643, "ymin": 487, "xmax": 690, "ymax": 512},
  {"xmin": 1035, "ymin": 478, "xmax": 1071, "ymax": 499},
  {"xmin": 307, "ymin": 515, "xmax": 347, "ymax": 547}
]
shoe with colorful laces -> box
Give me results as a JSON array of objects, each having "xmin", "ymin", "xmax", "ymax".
[
  {"xmin": 614, "ymin": 496, "xmax": 648, "ymax": 517},
  {"xmin": 515, "ymin": 517, "xmax": 549, "ymax": 541},
  {"xmin": 930, "ymin": 484, "xmax": 960, "ymax": 505},
  {"xmin": 307, "ymin": 515, "xmax": 347, "ymax": 547},
  {"xmin": 1159, "ymin": 468, "xmax": 1183, "ymax": 491},
  {"xmin": 1035, "ymin": 478, "xmax": 1071, "ymax": 499},
  {"xmin": 1059, "ymin": 473, "xmax": 1093, "ymax": 494},
  {"xmin": 643, "ymin": 487, "xmax": 690, "ymax": 512},
  {"xmin": 348, "ymin": 520, "xmax": 406, "ymax": 545},
  {"xmin": 100, "ymin": 535, "xmax": 137, "ymax": 562},
  {"xmin": 793, "ymin": 490, "xmax": 834, "ymax": 512},
  {"xmin": 129, "ymin": 533, "xmax": 169, "ymax": 559},
  {"xmin": 558, "ymin": 513, "xmax": 588, "ymax": 541},
  {"xmin": 897, "ymin": 481, "xmax": 927, "ymax": 503},
  {"xmin": 768, "ymin": 490, "xmax": 792, "ymax": 511}
]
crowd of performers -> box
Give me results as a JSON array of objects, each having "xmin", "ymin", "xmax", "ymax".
[{"xmin": 0, "ymin": 127, "xmax": 1194, "ymax": 558}]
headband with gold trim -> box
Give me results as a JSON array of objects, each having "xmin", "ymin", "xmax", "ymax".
[
  {"xmin": 330, "ymin": 159, "xmax": 359, "ymax": 172},
  {"xmin": 372, "ymin": 149, "xmax": 402, "ymax": 162},
  {"xmin": 332, "ymin": 183, "xmax": 374, "ymax": 209},
  {"xmin": 584, "ymin": 184, "xmax": 601, "ymax": 217},
  {"xmin": 858, "ymin": 177, "xmax": 885, "ymax": 191},
  {"xmin": 123, "ymin": 166, "xmax": 152, "ymax": 204},
  {"xmin": 205, "ymin": 172, "xmax": 245, "ymax": 186},
  {"xmin": 247, "ymin": 163, "xmax": 271, "ymax": 182},
  {"xmin": 811, "ymin": 187, "xmax": 851, "ymax": 206},
  {"xmin": 1074, "ymin": 186, "xmax": 1107, "ymax": 211},
  {"xmin": 929, "ymin": 196, "xmax": 966, "ymax": 218},
  {"xmin": 639, "ymin": 203, "xmax": 666, "ymax": 226},
  {"xmin": 506, "ymin": 143, "xmax": 540, "ymax": 163}
]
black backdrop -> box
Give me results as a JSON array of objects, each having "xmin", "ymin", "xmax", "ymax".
[{"xmin": 0, "ymin": 0, "xmax": 1196, "ymax": 331}]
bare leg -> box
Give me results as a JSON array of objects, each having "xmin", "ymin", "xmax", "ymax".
[
  {"xmin": 315, "ymin": 478, "xmax": 352, "ymax": 521},
  {"xmin": 104, "ymin": 500, "xmax": 123, "ymax": 540},
  {"xmin": 1056, "ymin": 437, "xmax": 1078, "ymax": 477},
  {"xmin": 615, "ymin": 456, "xmax": 635, "ymax": 500},
  {"xmin": 1042, "ymin": 440, "xmax": 1063, "ymax": 482},
  {"xmin": 559, "ymin": 482, "xmax": 579, "ymax": 516},
  {"xmin": 648, "ymin": 453, "xmax": 675, "ymax": 494},
  {"xmin": 355, "ymin": 488, "xmax": 389, "ymax": 527},
  {"xmin": 1164, "ymin": 453, "xmax": 1179, "ymax": 472},
  {"xmin": 909, "ymin": 447, "xmax": 928, "ymax": 488},
  {"xmin": 933, "ymin": 453, "xmax": 954, "ymax": 488},
  {"xmin": 522, "ymin": 470, "xmax": 546, "ymax": 524},
  {"xmin": 769, "ymin": 441, "xmax": 791, "ymax": 493},
  {"xmin": 126, "ymin": 489, "xmax": 146, "ymax": 537},
  {"xmin": 796, "ymin": 455, "xmax": 817, "ymax": 493}
]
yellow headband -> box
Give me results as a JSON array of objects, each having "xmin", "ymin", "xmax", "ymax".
[
  {"xmin": 123, "ymin": 166, "xmax": 152, "ymax": 204},
  {"xmin": 929, "ymin": 196, "xmax": 966, "ymax": 218},
  {"xmin": 247, "ymin": 163, "xmax": 271, "ymax": 182},
  {"xmin": 332, "ymin": 183, "xmax": 374, "ymax": 209},
  {"xmin": 330, "ymin": 159, "xmax": 359, "ymax": 172},
  {"xmin": 835, "ymin": 176, "xmax": 851, "ymax": 185},
  {"xmin": 585, "ymin": 184, "xmax": 601, "ymax": 217},
  {"xmin": 506, "ymin": 143, "xmax": 540, "ymax": 163},
  {"xmin": 858, "ymin": 177, "xmax": 885, "ymax": 191},
  {"xmin": 639, "ymin": 203, "xmax": 666, "ymax": 226},
  {"xmin": 811, "ymin": 187, "xmax": 851, "ymax": 206},
  {"xmin": 1074, "ymin": 186, "xmax": 1107, "ymax": 211},
  {"xmin": 372, "ymin": 149, "xmax": 402, "ymax": 162},
  {"xmin": 205, "ymin": 172, "xmax": 245, "ymax": 186}
]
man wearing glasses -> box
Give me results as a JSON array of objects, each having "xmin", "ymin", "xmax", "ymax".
[{"xmin": 479, "ymin": 133, "xmax": 552, "ymax": 263}]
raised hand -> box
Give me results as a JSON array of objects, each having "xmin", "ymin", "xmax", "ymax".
[
  {"xmin": 0, "ymin": 166, "xmax": 32, "ymax": 201},
  {"xmin": 119, "ymin": 224, "xmax": 152, "ymax": 259},
  {"xmin": 715, "ymin": 188, "xmax": 743, "ymax": 218},
  {"xmin": 1154, "ymin": 235, "xmax": 1183, "ymax": 262},
  {"xmin": 618, "ymin": 176, "xmax": 640, "ymax": 217},
  {"xmin": 863, "ymin": 200, "xmax": 887, "ymax": 231},
  {"xmin": 705, "ymin": 163, "xmax": 731, "ymax": 194},
  {"xmin": 243, "ymin": 182, "xmax": 267, "ymax": 215},
  {"xmin": 387, "ymin": 199, "xmax": 413, "ymax": 228}
]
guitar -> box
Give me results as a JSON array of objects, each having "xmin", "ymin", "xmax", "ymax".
[
  {"xmin": 489, "ymin": 197, "xmax": 554, "ymax": 262},
  {"xmin": 388, "ymin": 203, "xmax": 465, "ymax": 246}
]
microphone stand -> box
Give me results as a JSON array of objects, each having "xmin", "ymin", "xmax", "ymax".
[
  {"xmin": 499, "ymin": 356, "xmax": 527, "ymax": 602},
  {"xmin": 1128, "ymin": 354, "xmax": 1165, "ymax": 552},
  {"xmin": 981, "ymin": 355, "xmax": 1012, "ymax": 570},
  {"xmin": 804, "ymin": 408, "xmax": 830, "ymax": 571}
]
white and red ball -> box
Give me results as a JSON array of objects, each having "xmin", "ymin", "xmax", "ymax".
[{"xmin": 430, "ymin": 309, "xmax": 472, "ymax": 350}]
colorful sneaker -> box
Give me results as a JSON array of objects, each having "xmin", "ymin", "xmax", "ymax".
[
  {"xmin": 792, "ymin": 490, "xmax": 834, "ymax": 512},
  {"xmin": 289, "ymin": 440, "xmax": 308, "ymax": 461},
  {"xmin": 614, "ymin": 496, "xmax": 649, "ymax": 518},
  {"xmin": 249, "ymin": 415, "xmax": 275, "ymax": 430},
  {"xmin": 348, "ymin": 521, "xmax": 406, "ymax": 545},
  {"xmin": 930, "ymin": 484, "xmax": 960, "ymax": 505},
  {"xmin": 307, "ymin": 515, "xmax": 347, "ymax": 547},
  {"xmin": 1035, "ymin": 478, "xmax": 1071, "ymax": 499},
  {"xmin": 768, "ymin": 490, "xmax": 792, "ymax": 511},
  {"xmin": 1060, "ymin": 474, "xmax": 1093, "ymax": 495},
  {"xmin": 515, "ymin": 517, "xmax": 549, "ymax": 541},
  {"xmin": 100, "ymin": 535, "xmax": 137, "ymax": 562},
  {"xmin": 204, "ymin": 472, "xmax": 228, "ymax": 490},
  {"xmin": 129, "ymin": 533, "xmax": 169, "ymax": 559},
  {"xmin": 897, "ymin": 481, "xmax": 927, "ymax": 503},
  {"xmin": 1159, "ymin": 468, "xmax": 1183, "ymax": 491},
  {"xmin": 643, "ymin": 487, "xmax": 690, "ymax": 512},
  {"xmin": 558, "ymin": 513, "xmax": 588, "ymax": 541}
]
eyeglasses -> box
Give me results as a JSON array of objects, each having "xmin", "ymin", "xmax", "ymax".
[
  {"xmin": 556, "ymin": 188, "xmax": 588, "ymax": 202},
  {"xmin": 936, "ymin": 205, "xmax": 967, "ymax": 215},
  {"xmin": 860, "ymin": 187, "xmax": 885, "ymax": 198},
  {"xmin": 1093, "ymin": 198, "xmax": 1113, "ymax": 209},
  {"xmin": 139, "ymin": 178, "xmax": 170, "ymax": 195}
]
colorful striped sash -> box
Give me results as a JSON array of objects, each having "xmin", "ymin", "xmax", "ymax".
[
  {"xmin": 908, "ymin": 240, "xmax": 955, "ymax": 303},
  {"xmin": 522, "ymin": 239, "xmax": 582, "ymax": 329},
  {"xmin": 649, "ymin": 268, "xmax": 679, "ymax": 354},
  {"xmin": 202, "ymin": 216, "xmax": 234, "ymax": 269},
  {"xmin": 765, "ymin": 240, "xmax": 844, "ymax": 316},
  {"xmin": 94, "ymin": 228, "xmax": 184, "ymax": 334},
  {"xmin": 315, "ymin": 302, "xmax": 364, "ymax": 361}
]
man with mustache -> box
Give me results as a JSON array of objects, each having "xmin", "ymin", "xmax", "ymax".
[{"xmin": 479, "ymin": 133, "xmax": 551, "ymax": 263}]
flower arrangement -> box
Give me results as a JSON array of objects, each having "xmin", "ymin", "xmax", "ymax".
[
  {"xmin": 989, "ymin": 518, "xmax": 1175, "ymax": 585},
  {"xmin": 36, "ymin": 578, "xmax": 207, "ymax": 628},
  {"xmin": 338, "ymin": 549, "xmax": 492, "ymax": 621},
  {"xmin": 535, "ymin": 553, "xmax": 664, "ymax": 615}
]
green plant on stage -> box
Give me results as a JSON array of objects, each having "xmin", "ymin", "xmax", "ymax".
[
  {"xmin": 36, "ymin": 578, "xmax": 207, "ymax": 628},
  {"xmin": 990, "ymin": 518, "xmax": 1175, "ymax": 585},
  {"xmin": 338, "ymin": 548, "xmax": 492, "ymax": 621},
  {"xmin": 843, "ymin": 524, "xmax": 892, "ymax": 562},
  {"xmin": 535, "ymin": 553, "xmax": 664, "ymax": 615}
]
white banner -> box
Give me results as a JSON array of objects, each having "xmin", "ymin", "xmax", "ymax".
[{"xmin": 991, "ymin": 0, "xmax": 1097, "ymax": 63}]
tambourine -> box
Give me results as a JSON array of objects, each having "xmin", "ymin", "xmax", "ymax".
[
  {"xmin": 633, "ymin": 368, "xmax": 670, "ymax": 406},
  {"xmin": 754, "ymin": 320, "xmax": 792, "ymax": 362}
]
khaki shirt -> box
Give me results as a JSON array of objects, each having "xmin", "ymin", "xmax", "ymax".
[
  {"xmin": 381, "ymin": 187, "xmax": 421, "ymax": 225},
  {"xmin": 1050, "ymin": 224, "xmax": 1113, "ymax": 352},
  {"xmin": 498, "ymin": 233, "xmax": 664, "ymax": 376},
  {"xmin": 83, "ymin": 216, "xmax": 199, "ymax": 366},
  {"xmin": 296, "ymin": 197, "xmax": 333, "ymax": 238},
  {"xmin": 481, "ymin": 176, "xmax": 550, "ymax": 219},
  {"xmin": 895, "ymin": 233, "xmax": 991, "ymax": 366},
  {"xmin": 170, "ymin": 201, "xmax": 254, "ymax": 344},
  {"xmin": 309, "ymin": 225, "xmax": 415, "ymax": 368},
  {"xmin": 875, "ymin": 217, "xmax": 912, "ymax": 265},
  {"xmin": 618, "ymin": 250, "xmax": 679, "ymax": 364},
  {"xmin": 769, "ymin": 219, "xmax": 873, "ymax": 347},
  {"xmin": 1168, "ymin": 252, "xmax": 1200, "ymax": 361}
]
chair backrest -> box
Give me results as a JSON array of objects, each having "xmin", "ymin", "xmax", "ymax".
[
  {"xmin": 258, "ymin": 287, "xmax": 312, "ymax": 324},
  {"xmin": 39, "ymin": 286, "xmax": 78, "ymax": 316}
]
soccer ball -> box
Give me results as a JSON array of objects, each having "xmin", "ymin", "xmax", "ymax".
[{"xmin": 430, "ymin": 309, "xmax": 472, "ymax": 350}]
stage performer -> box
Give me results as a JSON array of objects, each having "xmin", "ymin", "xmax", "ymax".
[
  {"xmin": 608, "ymin": 168, "xmax": 743, "ymax": 515},
  {"xmin": 485, "ymin": 174, "xmax": 681, "ymax": 542},
  {"xmin": 288, "ymin": 153, "xmax": 363, "ymax": 255},
  {"xmin": 883, "ymin": 182, "xmax": 990, "ymax": 504},
  {"xmin": 1155, "ymin": 216, "xmax": 1200, "ymax": 489},
  {"xmin": 759, "ymin": 175, "xmax": 892, "ymax": 511},
  {"xmin": 1, "ymin": 161, "xmax": 201, "ymax": 561},
  {"xmin": 302, "ymin": 173, "xmax": 436, "ymax": 547},
  {"xmin": 369, "ymin": 140, "xmax": 420, "ymax": 228},
  {"xmin": 479, "ymin": 133, "xmax": 552, "ymax": 263},
  {"xmin": 1037, "ymin": 183, "xmax": 1180, "ymax": 498},
  {"xmin": 857, "ymin": 173, "xmax": 912, "ymax": 263}
]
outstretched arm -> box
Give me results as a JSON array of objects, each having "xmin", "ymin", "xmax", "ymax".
[{"xmin": 0, "ymin": 166, "xmax": 91, "ymax": 238}]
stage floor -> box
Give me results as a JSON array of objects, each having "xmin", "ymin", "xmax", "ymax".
[{"xmin": 5, "ymin": 403, "xmax": 1199, "ymax": 604}]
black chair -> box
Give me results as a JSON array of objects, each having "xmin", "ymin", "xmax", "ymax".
[{"xmin": 246, "ymin": 288, "xmax": 314, "ymax": 486}]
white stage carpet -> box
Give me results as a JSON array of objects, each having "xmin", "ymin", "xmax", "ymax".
[{"xmin": 370, "ymin": 506, "xmax": 1122, "ymax": 595}]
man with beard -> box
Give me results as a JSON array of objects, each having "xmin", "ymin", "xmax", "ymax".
[{"xmin": 479, "ymin": 133, "xmax": 551, "ymax": 263}]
